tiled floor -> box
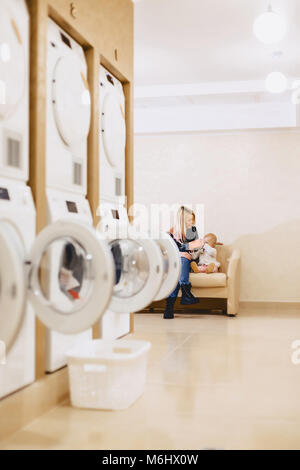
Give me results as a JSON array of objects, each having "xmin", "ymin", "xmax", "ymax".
[{"xmin": 1, "ymin": 306, "xmax": 300, "ymax": 450}]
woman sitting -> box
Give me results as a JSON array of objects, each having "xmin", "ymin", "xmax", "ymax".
[{"xmin": 164, "ymin": 206, "xmax": 205, "ymax": 319}]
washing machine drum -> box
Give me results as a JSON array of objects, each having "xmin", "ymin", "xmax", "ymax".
[
  {"xmin": 0, "ymin": 3, "xmax": 26, "ymax": 120},
  {"xmin": 28, "ymin": 222, "xmax": 115, "ymax": 335},
  {"xmin": 102, "ymin": 92, "xmax": 126, "ymax": 168},
  {"xmin": 108, "ymin": 237, "xmax": 163, "ymax": 313},
  {"xmin": 52, "ymin": 54, "xmax": 91, "ymax": 147}
]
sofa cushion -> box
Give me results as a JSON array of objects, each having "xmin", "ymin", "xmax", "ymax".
[{"xmin": 190, "ymin": 272, "xmax": 227, "ymax": 288}]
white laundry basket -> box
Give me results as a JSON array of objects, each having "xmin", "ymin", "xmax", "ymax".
[{"xmin": 66, "ymin": 339, "xmax": 151, "ymax": 410}]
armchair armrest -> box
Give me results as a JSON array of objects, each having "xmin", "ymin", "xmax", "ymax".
[{"xmin": 226, "ymin": 248, "xmax": 241, "ymax": 316}]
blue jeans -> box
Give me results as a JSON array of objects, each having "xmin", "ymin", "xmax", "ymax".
[{"xmin": 168, "ymin": 257, "xmax": 190, "ymax": 299}]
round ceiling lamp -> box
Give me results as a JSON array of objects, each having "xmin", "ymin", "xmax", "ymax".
[
  {"xmin": 265, "ymin": 71, "xmax": 287, "ymax": 93},
  {"xmin": 253, "ymin": 5, "xmax": 287, "ymax": 44}
]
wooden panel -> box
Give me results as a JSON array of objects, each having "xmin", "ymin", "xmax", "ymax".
[
  {"xmin": 27, "ymin": 0, "xmax": 48, "ymax": 234},
  {"xmin": 130, "ymin": 313, "xmax": 134, "ymax": 333},
  {"xmin": 86, "ymin": 47, "xmax": 100, "ymax": 227},
  {"xmin": 27, "ymin": 0, "xmax": 48, "ymax": 379},
  {"xmin": 48, "ymin": 0, "xmax": 134, "ymax": 81},
  {"xmin": 0, "ymin": 369, "xmax": 69, "ymax": 441},
  {"xmin": 124, "ymin": 81, "xmax": 134, "ymax": 213},
  {"xmin": 85, "ymin": 47, "xmax": 101, "ymax": 340}
]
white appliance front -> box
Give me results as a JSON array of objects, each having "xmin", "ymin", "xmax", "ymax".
[
  {"xmin": 46, "ymin": 18, "xmax": 91, "ymax": 196},
  {"xmin": 44, "ymin": 188, "xmax": 102, "ymax": 372},
  {"xmin": 0, "ymin": 0, "xmax": 29, "ymax": 183},
  {"xmin": 99, "ymin": 66, "xmax": 126, "ymax": 205},
  {"xmin": 153, "ymin": 233, "xmax": 181, "ymax": 301},
  {"xmin": 98, "ymin": 201, "xmax": 164, "ymax": 339},
  {"xmin": 0, "ymin": 179, "xmax": 35, "ymax": 399},
  {"xmin": 0, "ymin": 190, "xmax": 115, "ymax": 389},
  {"xmin": 46, "ymin": 18, "xmax": 93, "ymax": 372}
]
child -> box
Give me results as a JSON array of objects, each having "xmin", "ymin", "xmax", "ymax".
[{"xmin": 190, "ymin": 233, "xmax": 221, "ymax": 274}]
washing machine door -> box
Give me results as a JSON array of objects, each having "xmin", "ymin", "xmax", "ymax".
[
  {"xmin": 52, "ymin": 55, "xmax": 91, "ymax": 147},
  {"xmin": 101, "ymin": 92, "xmax": 126, "ymax": 168},
  {"xmin": 28, "ymin": 221, "xmax": 114, "ymax": 335},
  {"xmin": 0, "ymin": 3, "xmax": 26, "ymax": 119},
  {"xmin": 108, "ymin": 235, "xmax": 164, "ymax": 313},
  {"xmin": 0, "ymin": 220, "xmax": 27, "ymax": 352},
  {"xmin": 154, "ymin": 234, "xmax": 181, "ymax": 301}
]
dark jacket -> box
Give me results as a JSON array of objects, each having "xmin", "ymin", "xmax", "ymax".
[{"xmin": 168, "ymin": 226, "xmax": 199, "ymax": 253}]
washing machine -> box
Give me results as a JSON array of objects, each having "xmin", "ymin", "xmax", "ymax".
[
  {"xmin": 99, "ymin": 66, "xmax": 126, "ymax": 205},
  {"xmin": 0, "ymin": 0, "xmax": 32, "ymax": 399},
  {"xmin": 47, "ymin": 18, "xmax": 90, "ymax": 195},
  {"xmin": 0, "ymin": 184, "xmax": 115, "ymax": 372},
  {"xmin": 0, "ymin": 0, "xmax": 29, "ymax": 183},
  {"xmin": 153, "ymin": 232, "xmax": 181, "ymax": 302},
  {"xmin": 98, "ymin": 201, "xmax": 180, "ymax": 339},
  {"xmin": 0, "ymin": 179, "xmax": 35, "ymax": 399},
  {"xmin": 44, "ymin": 188, "xmax": 104, "ymax": 372},
  {"xmin": 100, "ymin": 202, "xmax": 181, "ymax": 303},
  {"xmin": 45, "ymin": 19, "xmax": 96, "ymax": 372},
  {"xmin": 0, "ymin": 186, "xmax": 115, "ymax": 397}
]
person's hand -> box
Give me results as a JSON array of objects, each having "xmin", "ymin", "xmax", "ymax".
[
  {"xmin": 189, "ymin": 239, "xmax": 205, "ymax": 250},
  {"xmin": 180, "ymin": 252, "xmax": 192, "ymax": 261}
]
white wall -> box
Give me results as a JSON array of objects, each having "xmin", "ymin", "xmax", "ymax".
[
  {"xmin": 134, "ymin": 130, "xmax": 300, "ymax": 302},
  {"xmin": 135, "ymin": 102, "xmax": 296, "ymax": 134}
]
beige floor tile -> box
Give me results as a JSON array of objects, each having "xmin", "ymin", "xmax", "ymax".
[
  {"xmin": 1, "ymin": 309, "xmax": 300, "ymax": 449},
  {"xmin": 127, "ymin": 330, "xmax": 191, "ymax": 348}
]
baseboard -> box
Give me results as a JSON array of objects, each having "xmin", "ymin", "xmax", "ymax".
[
  {"xmin": 0, "ymin": 368, "xmax": 69, "ymax": 442},
  {"xmin": 138, "ymin": 299, "xmax": 300, "ymax": 315},
  {"xmin": 240, "ymin": 301, "xmax": 300, "ymax": 310},
  {"xmin": 138, "ymin": 298, "xmax": 227, "ymax": 314}
]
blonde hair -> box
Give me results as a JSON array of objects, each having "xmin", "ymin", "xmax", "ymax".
[
  {"xmin": 204, "ymin": 233, "xmax": 217, "ymax": 244},
  {"xmin": 172, "ymin": 206, "xmax": 195, "ymax": 242}
]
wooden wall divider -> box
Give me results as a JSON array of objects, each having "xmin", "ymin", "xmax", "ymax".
[
  {"xmin": 0, "ymin": 0, "xmax": 134, "ymax": 440},
  {"xmin": 28, "ymin": 0, "xmax": 48, "ymax": 380},
  {"xmin": 85, "ymin": 47, "xmax": 102, "ymax": 340}
]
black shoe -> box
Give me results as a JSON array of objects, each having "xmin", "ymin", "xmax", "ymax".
[
  {"xmin": 163, "ymin": 298, "xmax": 176, "ymax": 319},
  {"xmin": 180, "ymin": 283, "xmax": 200, "ymax": 305}
]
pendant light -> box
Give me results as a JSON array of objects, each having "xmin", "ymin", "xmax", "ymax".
[
  {"xmin": 265, "ymin": 71, "xmax": 287, "ymax": 94},
  {"xmin": 253, "ymin": 5, "xmax": 286, "ymax": 44}
]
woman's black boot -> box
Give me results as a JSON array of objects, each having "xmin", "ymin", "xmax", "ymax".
[
  {"xmin": 180, "ymin": 283, "xmax": 200, "ymax": 305},
  {"xmin": 163, "ymin": 298, "xmax": 176, "ymax": 319}
]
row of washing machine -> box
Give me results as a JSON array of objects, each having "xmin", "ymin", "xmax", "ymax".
[{"xmin": 0, "ymin": 0, "xmax": 181, "ymax": 400}]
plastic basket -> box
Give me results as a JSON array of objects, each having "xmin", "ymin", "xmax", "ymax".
[{"xmin": 66, "ymin": 339, "xmax": 151, "ymax": 410}]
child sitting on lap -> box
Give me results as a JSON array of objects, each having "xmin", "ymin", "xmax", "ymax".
[{"xmin": 190, "ymin": 233, "xmax": 220, "ymax": 274}]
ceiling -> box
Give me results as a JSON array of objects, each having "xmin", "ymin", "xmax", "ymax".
[{"xmin": 134, "ymin": 0, "xmax": 300, "ymax": 86}]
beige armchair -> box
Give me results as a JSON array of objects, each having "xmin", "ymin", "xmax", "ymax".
[{"xmin": 178, "ymin": 245, "xmax": 241, "ymax": 316}]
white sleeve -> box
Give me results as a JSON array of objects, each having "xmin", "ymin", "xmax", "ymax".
[{"xmin": 204, "ymin": 244, "xmax": 217, "ymax": 256}]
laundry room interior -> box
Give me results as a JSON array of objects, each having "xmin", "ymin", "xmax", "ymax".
[{"xmin": 0, "ymin": 0, "xmax": 300, "ymax": 452}]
